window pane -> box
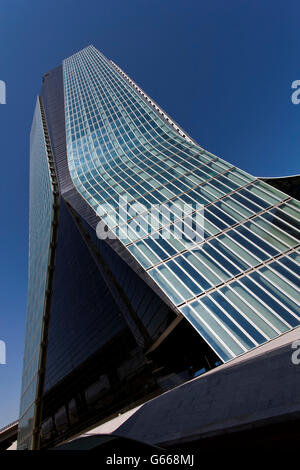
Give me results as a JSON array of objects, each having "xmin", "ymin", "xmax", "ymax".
[
  {"xmin": 157, "ymin": 264, "xmax": 193, "ymax": 302},
  {"xmin": 255, "ymin": 215, "xmax": 298, "ymax": 248},
  {"xmin": 218, "ymin": 234, "xmax": 259, "ymax": 267},
  {"xmin": 223, "ymin": 195, "xmax": 253, "ymax": 218},
  {"xmin": 149, "ymin": 267, "xmax": 183, "ymax": 305},
  {"xmin": 127, "ymin": 243, "xmax": 152, "ymax": 269},
  {"xmin": 134, "ymin": 240, "xmax": 161, "ymax": 265},
  {"xmin": 245, "ymin": 219, "xmax": 288, "ymax": 252},
  {"xmin": 256, "ymin": 180, "xmax": 287, "ymax": 200},
  {"xmin": 279, "ymin": 254, "xmax": 300, "ymax": 277},
  {"xmin": 227, "ymin": 283, "xmax": 280, "ymax": 338},
  {"xmin": 239, "ymin": 277, "xmax": 292, "ymax": 331},
  {"xmin": 183, "ymin": 251, "xmax": 222, "ymax": 285},
  {"xmin": 278, "ymin": 202, "xmax": 300, "ymax": 221},
  {"xmin": 200, "ymin": 296, "xmax": 256, "ymax": 349},
  {"xmin": 250, "ymin": 271, "xmax": 300, "ymax": 323},
  {"xmin": 229, "ymin": 229, "xmax": 269, "ymax": 261},
  {"xmin": 203, "ymin": 243, "xmax": 241, "ymax": 275},
  {"xmin": 215, "ymin": 200, "xmax": 245, "ymax": 222},
  {"xmin": 237, "ymin": 224, "xmax": 278, "ymax": 256},
  {"xmin": 192, "ymin": 247, "xmax": 230, "ymax": 281},
  {"xmin": 176, "ymin": 255, "xmax": 211, "ymax": 290},
  {"xmin": 166, "ymin": 259, "xmax": 202, "ymax": 295},
  {"xmin": 180, "ymin": 304, "xmax": 233, "ymax": 362},
  {"xmin": 210, "ymin": 290, "xmax": 266, "ymax": 344},
  {"xmin": 190, "ymin": 301, "xmax": 245, "ymax": 356},
  {"xmin": 260, "ymin": 265, "xmax": 300, "ymax": 305},
  {"xmin": 246, "ymin": 183, "xmax": 280, "ymax": 205}
]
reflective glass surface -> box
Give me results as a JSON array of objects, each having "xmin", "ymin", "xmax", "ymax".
[
  {"xmin": 63, "ymin": 46, "xmax": 300, "ymax": 363},
  {"xmin": 18, "ymin": 99, "xmax": 54, "ymax": 449}
]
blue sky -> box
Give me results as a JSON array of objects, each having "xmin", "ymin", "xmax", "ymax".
[{"xmin": 0, "ymin": 0, "xmax": 299, "ymax": 428}]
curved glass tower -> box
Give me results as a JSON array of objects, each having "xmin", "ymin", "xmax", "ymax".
[{"xmin": 18, "ymin": 45, "xmax": 300, "ymax": 449}]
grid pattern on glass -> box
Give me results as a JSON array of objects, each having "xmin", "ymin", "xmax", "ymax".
[
  {"xmin": 18, "ymin": 99, "xmax": 54, "ymax": 449},
  {"xmin": 63, "ymin": 46, "xmax": 300, "ymax": 364},
  {"xmin": 180, "ymin": 249, "xmax": 300, "ymax": 361}
]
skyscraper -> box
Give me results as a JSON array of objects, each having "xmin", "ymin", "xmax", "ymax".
[{"xmin": 18, "ymin": 45, "xmax": 300, "ymax": 449}]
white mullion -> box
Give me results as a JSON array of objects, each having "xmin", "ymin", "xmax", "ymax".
[
  {"xmin": 204, "ymin": 294, "xmax": 259, "ymax": 347},
  {"xmin": 276, "ymin": 255, "xmax": 300, "ymax": 282},
  {"xmin": 208, "ymin": 290, "xmax": 268, "ymax": 343},
  {"xmin": 234, "ymin": 278, "xmax": 291, "ymax": 330},
  {"xmin": 186, "ymin": 303, "xmax": 239, "ymax": 357},
  {"xmin": 258, "ymin": 265, "xmax": 300, "ymax": 306},
  {"xmin": 247, "ymin": 271, "xmax": 300, "ymax": 321}
]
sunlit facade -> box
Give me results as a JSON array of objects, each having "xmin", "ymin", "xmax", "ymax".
[
  {"xmin": 64, "ymin": 46, "xmax": 300, "ymax": 362},
  {"xmin": 18, "ymin": 45, "xmax": 300, "ymax": 449}
]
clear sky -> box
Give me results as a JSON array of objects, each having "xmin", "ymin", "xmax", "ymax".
[{"xmin": 0, "ymin": 0, "xmax": 299, "ymax": 428}]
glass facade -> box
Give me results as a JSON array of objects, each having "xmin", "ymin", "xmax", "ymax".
[
  {"xmin": 19, "ymin": 45, "xmax": 300, "ymax": 449},
  {"xmin": 18, "ymin": 99, "xmax": 55, "ymax": 449},
  {"xmin": 63, "ymin": 45, "xmax": 300, "ymax": 363}
]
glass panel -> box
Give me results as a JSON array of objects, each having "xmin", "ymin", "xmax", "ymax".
[
  {"xmin": 241, "ymin": 186, "xmax": 270, "ymax": 209},
  {"xmin": 215, "ymin": 199, "xmax": 245, "ymax": 222},
  {"xmin": 166, "ymin": 259, "xmax": 202, "ymax": 295},
  {"xmin": 218, "ymin": 234, "xmax": 259, "ymax": 267},
  {"xmin": 231, "ymin": 167, "xmax": 255, "ymax": 183},
  {"xmin": 157, "ymin": 264, "xmax": 193, "ymax": 302},
  {"xmin": 279, "ymin": 254, "xmax": 300, "ymax": 277},
  {"xmin": 200, "ymin": 296, "xmax": 256, "ymax": 349},
  {"xmin": 149, "ymin": 267, "xmax": 183, "ymax": 305},
  {"xmin": 192, "ymin": 246, "xmax": 230, "ymax": 281},
  {"xmin": 279, "ymin": 202, "xmax": 300, "ymax": 220},
  {"xmin": 239, "ymin": 277, "xmax": 291, "ymax": 331},
  {"xmin": 286, "ymin": 199, "xmax": 300, "ymax": 213},
  {"xmin": 260, "ymin": 265, "xmax": 300, "ymax": 305},
  {"xmin": 224, "ymin": 283, "xmax": 278, "ymax": 338},
  {"xmin": 191, "ymin": 301, "xmax": 245, "ymax": 356},
  {"xmin": 245, "ymin": 219, "xmax": 288, "ymax": 252},
  {"xmin": 183, "ymin": 251, "xmax": 222, "ymax": 285},
  {"xmin": 271, "ymin": 260, "xmax": 300, "ymax": 289},
  {"xmin": 229, "ymin": 229, "xmax": 269, "ymax": 261},
  {"xmin": 268, "ymin": 208, "xmax": 300, "ymax": 239},
  {"xmin": 203, "ymin": 243, "xmax": 241, "ymax": 275},
  {"xmin": 144, "ymin": 238, "xmax": 169, "ymax": 261},
  {"xmin": 256, "ymin": 180, "xmax": 287, "ymax": 200},
  {"xmin": 223, "ymin": 195, "xmax": 253, "ymax": 218},
  {"xmin": 175, "ymin": 255, "xmax": 211, "ymax": 290},
  {"xmin": 246, "ymin": 182, "xmax": 280, "ymax": 205},
  {"xmin": 162, "ymin": 231, "xmax": 186, "ymax": 252},
  {"xmin": 237, "ymin": 224, "xmax": 278, "ymax": 256},
  {"xmin": 134, "ymin": 240, "xmax": 161, "ymax": 265},
  {"xmin": 180, "ymin": 304, "xmax": 233, "ymax": 362},
  {"xmin": 201, "ymin": 182, "xmax": 223, "ymax": 199},
  {"xmin": 208, "ymin": 204, "xmax": 237, "ymax": 226},
  {"xmin": 151, "ymin": 237, "xmax": 177, "ymax": 257},
  {"xmin": 205, "ymin": 208, "xmax": 227, "ymax": 230},
  {"xmin": 127, "ymin": 243, "xmax": 152, "ymax": 269},
  {"xmin": 231, "ymin": 191, "xmax": 262, "ymax": 214},
  {"xmin": 255, "ymin": 215, "xmax": 298, "ymax": 248},
  {"xmin": 250, "ymin": 271, "xmax": 300, "ymax": 323},
  {"xmin": 213, "ymin": 290, "xmax": 266, "ymax": 345},
  {"xmin": 223, "ymin": 169, "xmax": 248, "ymax": 186}
]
